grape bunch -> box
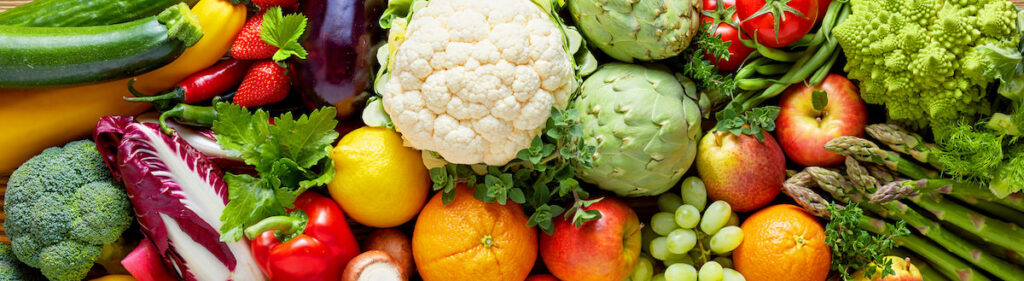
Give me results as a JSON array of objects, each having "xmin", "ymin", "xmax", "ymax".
[{"xmin": 627, "ymin": 177, "xmax": 747, "ymax": 281}]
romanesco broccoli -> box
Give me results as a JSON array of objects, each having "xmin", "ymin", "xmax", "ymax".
[
  {"xmin": 832, "ymin": 0, "xmax": 1020, "ymax": 134},
  {"xmin": 3, "ymin": 140, "xmax": 133, "ymax": 281}
]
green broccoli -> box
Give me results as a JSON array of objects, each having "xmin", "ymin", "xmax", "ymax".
[
  {"xmin": 0, "ymin": 243, "xmax": 44, "ymax": 281},
  {"xmin": 4, "ymin": 140, "xmax": 133, "ymax": 281},
  {"xmin": 832, "ymin": 0, "xmax": 1020, "ymax": 135}
]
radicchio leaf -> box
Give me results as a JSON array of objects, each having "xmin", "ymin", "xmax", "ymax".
[{"xmin": 95, "ymin": 116, "xmax": 266, "ymax": 281}]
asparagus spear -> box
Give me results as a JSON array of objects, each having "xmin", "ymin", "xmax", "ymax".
[
  {"xmin": 906, "ymin": 187, "xmax": 1024, "ymax": 254},
  {"xmin": 808, "ymin": 168, "xmax": 1024, "ymax": 280},
  {"xmin": 782, "ymin": 170, "xmax": 833, "ymax": 217},
  {"xmin": 859, "ymin": 216, "xmax": 991, "ymax": 281},
  {"xmin": 952, "ymin": 194, "xmax": 1024, "ymax": 227},
  {"xmin": 827, "ymin": 136, "xmax": 1024, "ymax": 212},
  {"xmin": 825, "ymin": 136, "xmax": 938, "ymax": 179},
  {"xmin": 865, "ymin": 124, "xmax": 944, "ymax": 168},
  {"xmin": 783, "ymin": 176, "xmax": 989, "ymax": 281},
  {"xmin": 867, "ymin": 178, "xmax": 1024, "ymax": 213}
]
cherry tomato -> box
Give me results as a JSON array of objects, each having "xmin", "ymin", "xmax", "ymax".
[
  {"xmin": 736, "ymin": 0, "xmax": 818, "ymax": 48},
  {"xmin": 702, "ymin": 0, "xmax": 755, "ymax": 72}
]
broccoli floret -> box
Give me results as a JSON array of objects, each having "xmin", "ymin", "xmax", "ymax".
[
  {"xmin": 833, "ymin": 0, "xmax": 1020, "ymax": 134},
  {"xmin": 4, "ymin": 140, "xmax": 133, "ymax": 281},
  {"xmin": 0, "ymin": 244, "xmax": 44, "ymax": 281}
]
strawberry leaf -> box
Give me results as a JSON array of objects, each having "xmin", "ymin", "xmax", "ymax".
[{"xmin": 261, "ymin": 6, "xmax": 309, "ymax": 62}]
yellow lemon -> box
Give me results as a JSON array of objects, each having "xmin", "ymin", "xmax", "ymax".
[{"xmin": 328, "ymin": 126, "xmax": 430, "ymax": 227}]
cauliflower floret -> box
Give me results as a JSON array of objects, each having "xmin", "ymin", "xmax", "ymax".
[{"xmin": 382, "ymin": 0, "xmax": 577, "ymax": 165}]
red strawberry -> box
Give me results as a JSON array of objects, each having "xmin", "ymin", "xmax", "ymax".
[
  {"xmin": 234, "ymin": 60, "xmax": 290, "ymax": 107},
  {"xmin": 252, "ymin": 0, "xmax": 298, "ymax": 9},
  {"xmin": 231, "ymin": 12, "xmax": 278, "ymax": 60}
]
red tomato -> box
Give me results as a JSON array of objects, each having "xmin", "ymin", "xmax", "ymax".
[
  {"xmin": 736, "ymin": 0, "xmax": 818, "ymax": 48},
  {"xmin": 816, "ymin": 0, "xmax": 832, "ymax": 24},
  {"xmin": 702, "ymin": 0, "xmax": 755, "ymax": 72}
]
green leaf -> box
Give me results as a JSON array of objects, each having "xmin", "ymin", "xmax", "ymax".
[
  {"xmin": 219, "ymin": 173, "xmax": 287, "ymax": 242},
  {"xmin": 812, "ymin": 90, "xmax": 828, "ymax": 111},
  {"xmin": 260, "ymin": 6, "xmax": 309, "ymax": 62},
  {"xmin": 510, "ymin": 188, "xmax": 526, "ymax": 204},
  {"xmin": 269, "ymin": 107, "xmax": 339, "ymax": 169}
]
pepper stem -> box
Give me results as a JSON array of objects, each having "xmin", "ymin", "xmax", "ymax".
[
  {"xmin": 157, "ymin": 2, "xmax": 204, "ymax": 47},
  {"xmin": 245, "ymin": 210, "xmax": 309, "ymax": 242}
]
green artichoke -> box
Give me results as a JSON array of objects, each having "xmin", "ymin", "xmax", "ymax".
[
  {"xmin": 568, "ymin": 0, "xmax": 701, "ymax": 62},
  {"xmin": 574, "ymin": 63, "xmax": 702, "ymax": 197}
]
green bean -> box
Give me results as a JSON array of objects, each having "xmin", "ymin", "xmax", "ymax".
[
  {"xmin": 756, "ymin": 63, "xmax": 793, "ymax": 76},
  {"xmin": 809, "ymin": 49, "xmax": 841, "ymax": 85},
  {"xmin": 739, "ymin": 3, "xmax": 851, "ymax": 111},
  {"xmin": 734, "ymin": 57, "xmax": 772, "ymax": 81},
  {"xmin": 737, "ymin": 78, "xmax": 775, "ymax": 91},
  {"xmin": 753, "ymin": 42, "xmax": 804, "ymax": 62}
]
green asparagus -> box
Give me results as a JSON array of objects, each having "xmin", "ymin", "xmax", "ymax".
[
  {"xmin": 807, "ymin": 168, "xmax": 1024, "ymax": 280},
  {"xmin": 781, "ymin": 173, "xmax": 990, "ymax": 281},
  {"xmin": 865, "ymin": 124, "xmax": 944, "ymax": 168},
  {"xmin": 859, "ymin": 216, "xmax": 991, "ymax": 281},
  {"xmin": 825, "ymin": 136, "xmax": 938, "ymax": 179}
]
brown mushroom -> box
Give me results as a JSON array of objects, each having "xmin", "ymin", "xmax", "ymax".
[
  {"xmin": 362, "ymin": 229, "xmax": 414, "ymax": 277},
  {"xmin": 342, "ymin": 250, "xmax": 406, "ymax": 281}
]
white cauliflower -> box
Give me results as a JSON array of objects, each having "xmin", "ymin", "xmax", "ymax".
[{"xmin": 381, "ymin": 0, "xmax": 577, "ymax": 166}]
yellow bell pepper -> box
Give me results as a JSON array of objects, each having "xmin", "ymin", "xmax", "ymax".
[
  {"xmin": 0, "ymin": 0, "xmax": 246, "ymax": 172},
  {"xmin": 90, "ymin": 275, "xmax": 138, "ymax": 281}
]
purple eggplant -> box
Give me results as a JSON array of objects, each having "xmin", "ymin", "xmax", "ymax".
[{"xmin": 292, "ymin": 0, "xmax": 385, "ymax": 118}]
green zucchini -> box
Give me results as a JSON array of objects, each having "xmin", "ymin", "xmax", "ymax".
[
  {"xmin": 0, "ymin": 0, "xmax": 196, "ymax": 27},
  {"xmin": 0, "ymin": 3, "xmax": 204, "ymax": 88}
]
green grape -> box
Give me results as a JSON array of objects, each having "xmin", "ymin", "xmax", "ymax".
[
  {"xmin": 658, "ymin": 192, "xmax": 685, "ymax": 213},
  {"xmin": 652, "ymin": 212, "xmax": 679, "ymax": 235},
  {"xmin": 681, "ymin": 177, "xmax": 707, "ymax": 211},
  {"xmin": 722, "ymin": 268, "xmax": 746, "ymax": 281},
  {"xmin": 653, "ymin": 273, "xmax": 667, "ymax": 281},
  {"xmin": 674, "ymin": 204, "xmax": 701, "ymax": 229},
  {"xmin": 650, "ymin": 237, "xmax": 670, "ymax": 260},
  {"xmin": 710, "ymin": 226, "xmax": 744, "ymax": 254},
  {"xmin": 698, "ymin": 261, "xmax": 724, "ymax": 281},
  {"xmin": 712, "ymin": 257, "xmax": 733, "ymax": 268},
  {"xmin": 663, "ymin": 252, "xmax": 694, "ymax": 267},
  {"xmin": 666, "ymin": 228, "xmax": 698, "ymax": 254},
  {"xmin": 664, "ymin": 263, "xmax": 698, "ymax": 281},
  {"xmin": 726, "ymin": 211, "xmax": 740, "ymax": 227},
  {"xmin": 642, "ymin": 224, "xmax": 659, "ymax": 251},
  {"xmin": 633, "ymin": 256, "xmax": 655, "ymax": 281},
  {"xmin": 700, "ymin": 201, "xmax": 732, "ymax": 235}
]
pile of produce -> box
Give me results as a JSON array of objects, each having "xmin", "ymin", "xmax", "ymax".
[{"xmin": 0, "ymin": 0, "xmax": 1021, "ymax": 280}]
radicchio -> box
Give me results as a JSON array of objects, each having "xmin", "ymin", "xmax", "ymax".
[{"xmin": 95, "ymin": 116, "xmax": 265, "ymax": 281}]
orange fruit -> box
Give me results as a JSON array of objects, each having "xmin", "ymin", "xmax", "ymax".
[
  {"xmin": 734, "ymin": 204, "xmax": 831, "ymax": 281},
  {"xmin": 412, "ymin": 185, "xmax": 538, "ymax": 281}
]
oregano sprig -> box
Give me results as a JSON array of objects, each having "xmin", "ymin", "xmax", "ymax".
[{"xmin": 428, "ymin": 107, "xmax": 599, "ymax": 234}]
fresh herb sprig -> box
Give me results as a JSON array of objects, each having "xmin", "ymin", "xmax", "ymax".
[
  {"xmin": 429, "ymin": 107, "xmax": 599, "ymax": 234},
  {"xmin": 678, "ymin": 21, "xmax": 738, "ymax": 104},
  {"xmin": 825, "ymin": 203, "xmax": 909, "ymax": 281},
  {"xmin": 714, "ymin": 105, "xmax": 781, "ymax": 142},
  {"xmin": 213, "ymin": 102, "xmax": 339, "ymax": 242}
]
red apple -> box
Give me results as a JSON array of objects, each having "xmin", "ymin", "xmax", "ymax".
[
  {"xmin": 776, "ymin": 74, "xmax": 867, "ymax": 166},
  {"xmin": 526, "ymin": 274, "xmax": 561, "ymax": 281},
  {"xmin": 539, "ymin": 197, "xmax": 642, "ymax": 281},
  {"xmin": 696, "ymin": 130, "xmax": 786, "ymax": 212}
]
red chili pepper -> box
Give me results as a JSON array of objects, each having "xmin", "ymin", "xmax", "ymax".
[
  {"xmin": 246, "ymin": 192, "xmax": 360, "ymax": 281},
  {"xmin": 127, "ymin": 58, "xmax": 252, "ymax": 110}
]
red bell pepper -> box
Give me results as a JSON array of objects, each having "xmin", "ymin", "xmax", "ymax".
[{"xmin": 245, "ymin": 192, "xmax": 360, "ymax": 281}]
